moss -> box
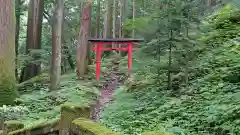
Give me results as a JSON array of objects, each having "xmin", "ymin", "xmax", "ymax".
[
  {"xmin": 60, "ymin": 104, "xmax": 91, "ymax": 117},
  {"xmin": 3, "ymin": 120, "xmax": 24, "ymax": 132},
  {"xmin": 71, "ymin": 118, "xmax": 120, "ymax": 135},
  {"xmin": 7, "ymin": 119, "xmax": 59, "ymax": 135},
  {"xmin": 0, "ymin": 57, "xmax": 18, "ymax": 106},
  {"xmin": 16, "ymin": 73, "xmax": 49, "ymax": 92},
  {"xmin": 142, "ymin": 131, "xmax": 175, "ymax": 135},
  {"xmin": 59, "ymin": 104, "xmax": 91, "ymax": 135}
]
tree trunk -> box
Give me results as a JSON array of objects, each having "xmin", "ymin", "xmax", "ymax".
[
  {"xmin": 132, "ymin": 0, "xmax": 136, "ymax": 37},
  {"xmin": 65, "ymin": 47, "xmax": 74, "ymax": 70},
  {"xmin": 123, "ymin": 0, "xmax": 128, "ymax": 17},
  {"xmin": 118, "ymin": 0, "xmax": 123, "ymax": 54},
  {"xmin": 119, "ymin": 0, "xmax": 123, "ymax": 38},
  {"xmin": 122, "ymin": 0, "xmax": 128, "ymax": 37},
  {"xmin": 112, "ymin": 0, "xmax": 116, "ymax": 48},
  {"xmin": 96, "ymin": 0, "xmax": 101, "ymax": 37},
  {"xmin": 0, "ymin": 0, "xmax": 18, "ymax": 106},
  {"xmin": 76, "ymin": 0, "xmax": 92, "ymax": 78},
  {"xmin": 15, "ymin": 0, "xmax": 21, "ymax": 81},
  {"xmin": 184, "ymin": 26, "xmax": 189, "ymax": 87},
  {"xmin": 62, "ymin": 45, "xmax": 74, "ymax": 73},
  {"xmin": 19, "ymin": 0, "xmax": 44, "ymax": 83},
  {"xmin": 167, "ymin": 30, "xmax": 173, "ymax": 90},
  {"xmin": 103, "ymin": 0, "xmax": 113, "ymax": 38},
  {"xmin": 207, "ymin": 0, "xmax": 212, "ymax": 6},
  {"xmin": 50, "ymin": 0, "xmax": 64, "ymax": 90},
  {"xmin": 184, "ymin": 10, "xmax": 191, "ymax": 87}
]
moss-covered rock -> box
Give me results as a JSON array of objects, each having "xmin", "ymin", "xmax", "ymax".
[
  {"xmin": 16, "ymin": 73, "xmax": 49, "ymax": 93},
  {"xmin": 59, "ymin": 104, "xmax": 91, "ymax": 135},
  {"xmin": 71, "ymin": 118, "xmax": 120, "ymax": 135},
  {"xmin": 2, "ymin": 120, "xmax": 24, "ymax": 134},
  {"xmin": 142, "ymin": 131, "xmax": 175, "ymax": 135},
  {"xmin": 0, "ymin": 57, "xmax": 18, "ymax": 106},
  {"xmin": 7, "ymin": 119, "xmax": 59, "ymax": 135},
  {"xmin": 0, "ymin": 130, "xmax": 3, "ymax": 135}
]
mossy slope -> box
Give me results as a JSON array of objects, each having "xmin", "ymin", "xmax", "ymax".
[{"xmin": 100, "ymin": 5, "xmax": 240, "ymax": 135}]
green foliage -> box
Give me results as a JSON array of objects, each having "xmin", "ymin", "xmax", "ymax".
[
  {"xmin": 0, "ymin": 105, "xmax": 28, "ymax": 123},
  {"xmin": 2, "ymin": 72, "xmax": 99, "ymax": 127},
  {"xmin": 3, "ymin": 120, "xmax": 24, "ymax": 132},
  {"xmin": 124, "ymin": 17, "xmax": 151, "ymax": 35},
  {"xmin": 101, "ymin": 4, "xmax": 240, "ymax": 135}
]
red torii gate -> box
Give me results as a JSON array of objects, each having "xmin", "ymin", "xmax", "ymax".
[{"xmin": 88, "ymin": 38, "xmax": 144, "ymax": 80}]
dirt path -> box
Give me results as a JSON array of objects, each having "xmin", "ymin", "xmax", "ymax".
[{"xmin": 91, "ymin": 62, "xmax": 123, "ymax": 121}]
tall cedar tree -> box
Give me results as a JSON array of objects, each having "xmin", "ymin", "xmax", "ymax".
[
  {"xmin": 0, "ymin": 0, "xmax": 18, "ymax": 105},
  {"xmin": 20, "ymin": 0, "xmax": 44, "ymax": 83},
  {"xmin": 96, "ymin": 0, "xmax": 101, "ymax": 37},
  {"xmin": 15, "ymin": 0, "xmax": 22, "ymax": 80},
  {"xmin": 76, "ymin": 0, "xmax": 92, "ymax": 78},
  {"xmin": 132, "ymin": 0, "xmax": 136, "ymax": 37},
  {"xmin": 104, "ymin": 0, "xmax": 113, "ymax": 38},
  {"xmin": 50, "ymin": 0, "xmax": 64, "ymax": 90}
]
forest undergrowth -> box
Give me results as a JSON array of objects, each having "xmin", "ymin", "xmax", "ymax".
[
  {"xmin": 100, "ymin": 5, "xmax": 240, "ymax": 135},
  {"xmin": 0, "ymin": 57, "xmax": 118, "ymax": 127},
  {"xmin": 0, "ymin": 73, "xmax": 97, "ymax": 127}
]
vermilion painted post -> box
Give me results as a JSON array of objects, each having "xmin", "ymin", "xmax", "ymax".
[
  {"xmin": 128, "ymin": 43, "xmax": 133, "ymax": 76},
  {"xmin": 96, "ymin": 43, "xmax": 102, "ymax": 80}
]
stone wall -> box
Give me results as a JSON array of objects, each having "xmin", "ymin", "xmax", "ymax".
[
  {"xmin": 59, "ymin": 104, "xmax": 91, "ymax": 135},
  {"xmin": 7, "ymin": 119, "xmax": 59, "ymax": 135},
  {"xmin": 70, "ymin": 118, "xmax": 120, "ymax": 135},
  {"xmin": 2, "ymin": 104, "xmax": 174, "ymax": 135}
]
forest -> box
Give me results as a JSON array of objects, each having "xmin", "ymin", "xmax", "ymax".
[{"xmin": 0, "ymin": 0, "xmax": 240, "ymax": 135}]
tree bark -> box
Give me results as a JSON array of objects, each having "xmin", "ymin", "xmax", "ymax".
[
  {"xmin": 207, "ymin": 0, "xmax": 212, "ymax": 6},
  {"xmin": 19, "ymin": 0, "xmax": 44, "ymax": 83},
  {"xmin": 15, "ymin": 0, "xmax": 21, "ymax": 81},
  {"xmin": 132, "ymin": 0, "xmax": 136, "ymax": 37},
  {"xmin": 184, "ymin": 26, "xmax": 189, "ymax": 87},
  {"xmin": 122, "ymin": 0, "xmax": 128, "ymax": 37},
  {"xmin": 103, "ymin": 0, "xmax": 113, "ymax": 38},
  {"xmin": 184, "ymin": 10, "xmax": 191, "ymax": 87},
  {"xmin": 119, "ymin": 0, "xmax": 123, "ymax": 38},
  {"xmin": 65, "ymin": 46, "xmax": 74, "ymax": 70},
  {"xmin": 61, "ymin": 45, "xmax": 74, "ymax": 74},
  {"xmin": 0, "ymin": 0, "xmax": 18, "ymax": 105},
  {"xmin": 167, "ymin": 30, "xmax": 173, "ymax": 90},
  {"xmin": 50, "ymin": 0, "xmax": 64, "ymax": 90},
  {"xmin": 112, "ymin": 0, "xmax": 117, "ymax": 48},
  {"xmin": 96, "ymin": 0, "xmax": 101, "ymax": 37},
  {"xmin": 76, "ymin": 0, "xmax": 92, "ymax": 78}
]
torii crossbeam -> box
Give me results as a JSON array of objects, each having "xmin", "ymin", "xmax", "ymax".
[{"xmin": 88, "ymin": 38, "xmax": 144, "ymax": 80}]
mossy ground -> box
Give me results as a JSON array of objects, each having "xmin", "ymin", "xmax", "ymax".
[
  {"xmin": 0, "ymin": 57, "xmax": 18, "ymax": 106},
  {"xmin": 1, "ymin": 56, "xmax": 118, "ymax": 128},
  {"xmin": 14, "ymin": 72, "xmax": 98, "ymax": 127}
]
